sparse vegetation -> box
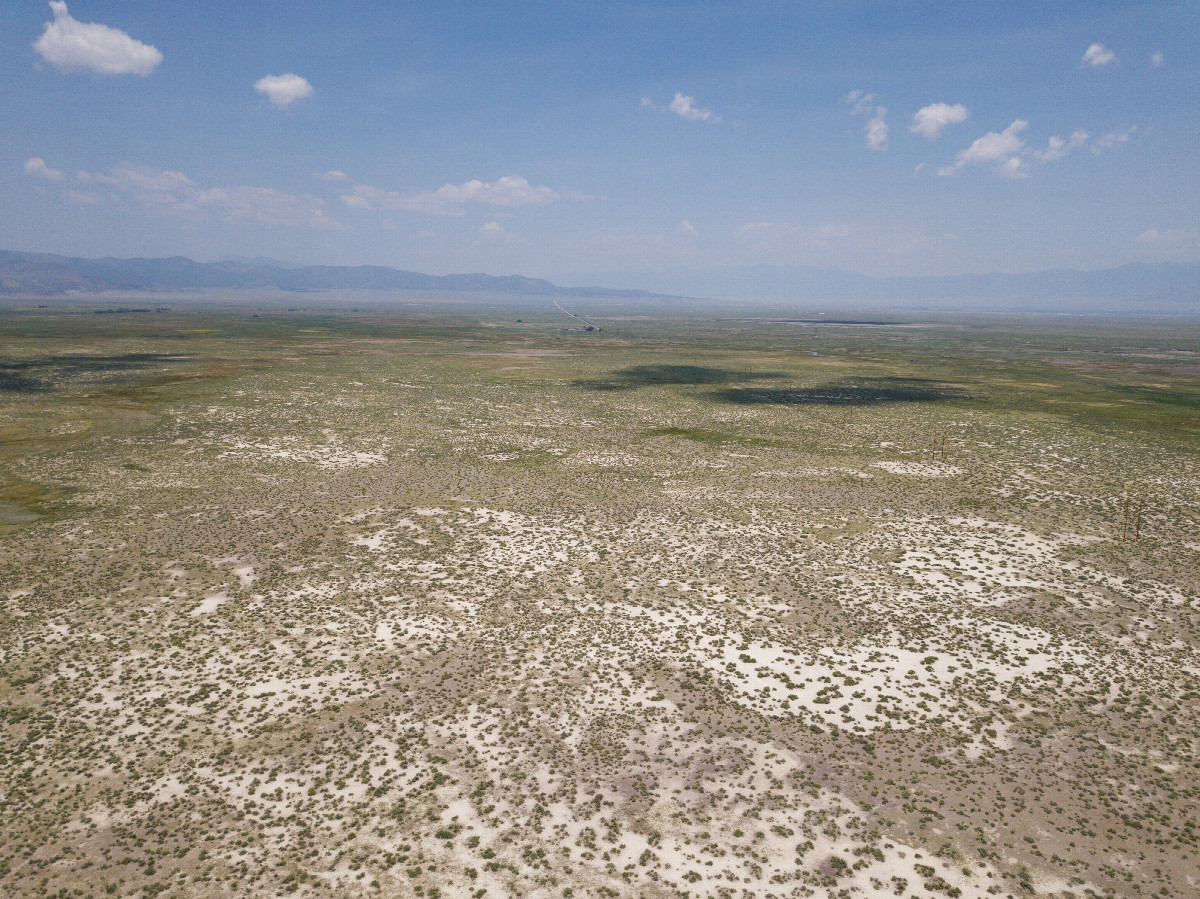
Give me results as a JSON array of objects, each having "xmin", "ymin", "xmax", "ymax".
[{"xmin": 1, "ymin": 297, "xmax": 1198, "ymax": 898}]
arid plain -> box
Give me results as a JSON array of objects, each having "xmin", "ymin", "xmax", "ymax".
[{"xmin": 2, "ymin": 298, "xmax": 1198, "ymax": 899}]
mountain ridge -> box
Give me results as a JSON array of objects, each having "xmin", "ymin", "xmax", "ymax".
[
  {"xmin": 1, "ymin": 251, "xmax": 1197, "ymax": 311},
  {"xmin": 0, "ymin": 251, "xmax": 666, "ymax": 300}
]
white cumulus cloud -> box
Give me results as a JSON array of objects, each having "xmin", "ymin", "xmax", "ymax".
[
  {"xmin": 959, "ymin": 122, "xmax": 1028, "ymax": 165},
  {"xmin": 940, "ymin": 120, "xmax": 1028, "ymax": 176},
  {"xmin": 910, "ymin": 103, "xmax": 969, "ymax": 140},
  {"xmin": 677, "ymin": 220, "xmax": 698, "ymax": 236},
  {"xmin": 33, "ymin": 1, "xmax": 162, "ymax": 76},
  {"xmin": 432, "ymin": 176, "xmax": 557, "ymax": 206},
  {"xmin": 316, "ymin": 170, "xmax": 349, "ymax": 182},
  {"xmin": 255, "ymin": 73, "xmax": 313, "ymax": 108},
  {"xmin": 1083, "ymin": 43, "xmax": 1116, "ymax": 67},
  {"xmin": 942, "ymin": 120, "xmax": 1099, "ymax": 176},
  {"xmin": 668, "ymin": 93, "xmax": 717, "ymax": 122},
  {"xmin": 24, "ymin": 157, "xmax": 65, "ymax": 181},
  {"xmin": 343, "ymin": 175, "xmax": 562, "ymax": 215}
]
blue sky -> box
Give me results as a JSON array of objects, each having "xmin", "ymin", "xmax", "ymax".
[{"xmin": 2, "ymin": 1, "xmax": 1197, "ymax": 283}]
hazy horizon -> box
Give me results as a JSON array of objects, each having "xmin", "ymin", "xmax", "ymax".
[{"xmin": 5, "ymin": 247, "xmax": 1200, "ymax": 312}]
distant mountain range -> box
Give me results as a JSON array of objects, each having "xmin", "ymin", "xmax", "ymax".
[
  {"xmin": 2, "ymin": 250, "xmax": 1198, "ymax": 312},
  {"xmin": 0, "ymin": 251, "xmax": 660, "ymax": 300}
]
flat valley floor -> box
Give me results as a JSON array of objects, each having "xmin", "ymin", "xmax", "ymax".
[{"xmin": 2, "ymin": 298, "xmax": 1199, "ymax": 899}]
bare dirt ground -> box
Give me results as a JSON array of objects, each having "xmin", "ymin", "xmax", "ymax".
[{"xmin": 1, "ymin": 300, "xmax": 1198, "ymax": 898}]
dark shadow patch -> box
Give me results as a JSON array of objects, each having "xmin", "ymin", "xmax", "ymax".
[
  {"xmin": 711, "ymin": 377, "xmax": 966, "ymax": 406},
  {"xmin": 0, "ymin": 501, "xmax": 41, "ymax": 525},
  {"xmin": 0, "ymin": 371, "xmax": 46, "ymax": 393},
  {"xmin": 0, "ymin": 353, "xmax": 189, "ymax": 393},
  {"xmin": 572, "ymin": 378, "xmax": 639, "ymax": 392},
  {"xmin": 4, "ymin": 352, "xmax": 188, "ymax": 373},
  {"xmin": 0, "ymin": 479, "xmax": 79, "ymax": 529},
  {"xmin": 575, "ymin": 364, "xmax": 786, "ymax": 392},
  {"xmin": 644, "ymin": 426, "xmax": 789, "ymax": 448},
  {"xmin": 1109, "ymin": 383, "xmax": 1200, "ymax": 411}
]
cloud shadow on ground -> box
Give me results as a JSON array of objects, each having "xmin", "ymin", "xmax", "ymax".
[
  {"xmin": 709, "ymin": 377, "xmax": 966, "ymax": 406},
  {"xmin": 573, "ymin": 364, "xmax": 787, "ymax": 392},
  {"xmin": 0, "ymin": 353, "xmax": 189, "ymax": 393}
]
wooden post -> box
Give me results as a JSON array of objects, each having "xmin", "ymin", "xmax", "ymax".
[{"xmin": 930, "ymin": 431, "xmax": 946, "ymax": 462}]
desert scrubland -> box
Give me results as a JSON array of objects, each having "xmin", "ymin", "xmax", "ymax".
[{"xmin": 1, "ymin": 298, "xmax": 1198, "ymax": 899}]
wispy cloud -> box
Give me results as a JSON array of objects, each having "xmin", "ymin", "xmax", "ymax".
[
  {"xmin": 315, "ymin": 170, "xmax": 349, "ymax": 182},
  {"xmin": 187, "ymin": 184, "xmax": 337, "ymax": 227},
  {"xmin": 1096, "ymin": 126, "xmax": 1137, "ymax": 149},
  {"xmin": 1151, "ymin": 50, "xmax": 1164, "ymax": 68},
  {"xmin": 1082, "ymin": 43, "xmax": 1116, "ymax": 67},
  {"xmin": 33, "ymin": 1, "xmax": 162, "ymax": 76},
  {"xmin": 1135, "ymin": 227, "xmax": 1195, "ymax": 246},
  {"xmin": 677, "ymin": 220, "xmax": 698, "ymax": 236},
  {"xmin": 255, "ymin": 74, "xmax": 313, "ymax": 108},
  {"xmin": 1133, "ymin": 227, "xmax": 1200, "ymax": 261},
  {"xmin": 737, "ymin": 222, "xmax": 851, "ymax": 242},
  {"xmin": 812, "ymin": 224, "xmax": 850, "ymax": 240},
  {"xmin": 846, "ymin": 90, "xmax": 887, "ymax": 151},
  {"xmin": 343, "ymin": 175, "xmax": 563, "ymax": 215},
  {"xmin": 479, "ymin": 221, "xmax": 509, "ymax": 239},
  {"xmin": 24, "ymin": 157, "xmax": 64, "ymax": 181},
  {"xmin": 27, "ymin": 159, "xmax": 340, "ymax": 228},
  {"xmin": 844, "ymin": 90, "xmax": 875, "ymax": 116},
  {"xmin": 738, "ymin": 221, "xmax": 775, "ymax": 234},
  {"xmin": 63, "ymin": 189, "xmax": 102, "ymax": 205},
  {"xmin": 866, "ymin": 109, "xmax": 888, "ymax": 151},
  {"xmin": 1033, "ymin": 130, "xmax": 1089, "ymax": 162},
  {"xmin": 910, "ymin": 103, "xmax": 968, "ymax": 140}
]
